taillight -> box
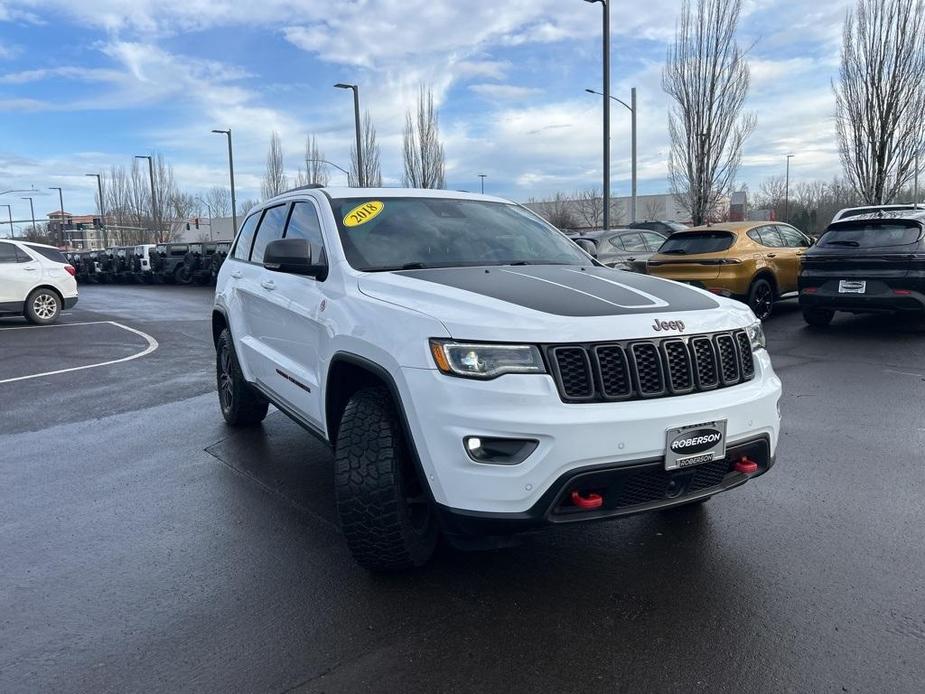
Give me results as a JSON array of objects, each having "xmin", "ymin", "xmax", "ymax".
[
  {"xmin": 893, "ymin": 289, "xmax": 912, "ymax": 296},
  {"xmin": 802, "ymin": 287, "xmax": 818, "ymax": 294},
  {"xmin": 64, "ymin": 265, "xmax": 76, "ymax": 276}
]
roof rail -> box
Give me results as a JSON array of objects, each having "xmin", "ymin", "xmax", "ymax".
[{"xmin": 286, "ymin": 184, "xmax": 326, "ymax": 192}]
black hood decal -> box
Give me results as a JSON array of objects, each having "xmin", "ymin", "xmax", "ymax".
[{"xmin": 398, "ymin": 265, "xmax": 719, "ymax": 317}]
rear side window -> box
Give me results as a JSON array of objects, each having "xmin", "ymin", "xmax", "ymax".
[
  {"xmin": 251, "ymin": 204, "xmax": 289, "ymax": 264},
  {"xmin": 0, "ymin": 242, "xmax": 18, "ymax": 263},
  {"xmin": 232, "ymin": 214, "xmax": 261, "ymax": 261},
  {"xmin": 819, "ymin": 221, "xmax": 923, "ymax": 248},
  {"xmin": 619, "ymin": 232, "xmax": 648, "ymax": 253},
  {"xmin": 26, "ymin": 245, "xmax": 68, "ymax": 263},
  {"xmin": 658, "ymin": 231, "xmax": 734, "ymax": 255},
  {"xmin": 641, "ymin": 232, "xmax": 667, "ymax": 251}
]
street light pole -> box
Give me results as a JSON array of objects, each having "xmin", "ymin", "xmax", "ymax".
[
  {"xmin": 479, "ymin": 174, "xmax": 487, "ymax": 194},
  {"xmin": 85, "ymin": 173, "xmax": 107, "ymax": 247},
  {"xmin": 785, "ymin": 154, "xmax": 795, "ymax": 223},
  {"xmin": 49, "ymin": 187, "xmax": 64, "ymax": 245},
  {"xmin": 334, "ymin": 84, "xmax": 364, "ymax": 187},
  {"xmin": 135, "ymin": 155, "xmax": 157, "ymax": 242},
  {"xmin": 585, "ymin": 0, "xmax": 610, "ymax": 230},
  {"xmin": 212, "ymin": 129, "xmax": 238, "ymax": 233},
  {"xmin": 585, "ymin": 87, "xmax": 637, "ymax": 224},
  {"xmin": 306, "ymin": 158, "xmax": 351, "ymax": 185},
  {"xmin": 21, "ymin": 197, "xmax": 36, "ymax": 239}
]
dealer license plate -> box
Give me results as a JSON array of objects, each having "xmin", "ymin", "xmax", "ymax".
[
  {"xmin": 838, "ymin": 280, "xmax": 866, "ymax": 294},
  {"xmin": 665, "ymin": 421, "xmax": 727, "ymax": 471}
]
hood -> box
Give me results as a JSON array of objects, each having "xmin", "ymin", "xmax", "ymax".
[{"xmin": 358, "ymin": 265, "xmax": 754, "ymax": 343}]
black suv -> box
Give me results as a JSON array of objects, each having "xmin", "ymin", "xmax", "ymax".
[{"xmin": 799, "ymin": 210, "xmax": 925, "ymax": 326}]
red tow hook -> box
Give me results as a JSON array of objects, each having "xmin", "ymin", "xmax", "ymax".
[
  {"xmin": 570, "ymin": 490, "xmax": 604, "ymax": 510},
  {"xmin": 734, "ymin": 456, "xmax": 759, "ymax": 475}
]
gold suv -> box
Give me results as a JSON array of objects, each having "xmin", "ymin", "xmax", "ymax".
[{"xmin": 647, "ymin": 222, "xmax": 813, "ymax": 320}]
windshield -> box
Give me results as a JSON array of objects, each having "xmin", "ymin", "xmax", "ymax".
[
  {"xmin": 819, "ymin": 221, "xmax": 923, "ymax": 248},
  {"xmin": 658, "ymin": 231, "xmax": 735, "ymax": 255},
  {"xmin": 330, "ymin": 197, "xmax": 588, "ymax": 271}
]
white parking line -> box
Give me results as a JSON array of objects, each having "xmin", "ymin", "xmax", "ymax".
[{"xmin": 0, "ymin": 321, "xmax": 159, "ymax": 385}]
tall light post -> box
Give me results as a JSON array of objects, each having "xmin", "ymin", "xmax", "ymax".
[
  {"xmin": 0, "ymin": 204, "xmax": 12, "ymax": 238},
  {"xmin": 21, "ymin": 197, "xmax": 36, "ymax": 238},
  {"xmin": 586, "ymin": 86, "xmax": 637, "ymax": 223},
  {"xmin": 85, "ymin": 173, "xmax": 106, "ymax": 247},
  {"xmin": 212, "ymin": 129, "xmax": 238, "ymax": 233},
  {"xmin": 335, "ymin": 83, "xmax": 364, "ymax": 187},
  {"xmin": 784, "ymin": 153, "xmax": 795, "ymax": 223},
  {"xmin": 585, "ymin": 0, "xmax": 610, "ymax": 230},
  {"xmin": 49, "ymin": 186, "xmax": 65, "ymax": 245},
  {"xmin": 135, "ymin": 155, "xmax": 157, "ymax": 241},
  {"xmin": 478, "ymin": 174, "xmax": 487, "ymax": 194}
]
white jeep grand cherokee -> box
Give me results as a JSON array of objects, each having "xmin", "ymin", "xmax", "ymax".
[{"xmin": 212, "ymin": 187, "xmax": 782, "ymax": 570}]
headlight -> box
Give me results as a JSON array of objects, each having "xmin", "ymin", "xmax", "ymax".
[
  {"xmin": 746, "ymin": 321, "xmax": 766, "ymax": 351},
  {"xmin": 429, "ymin": 340, "xmax": 546, "ymax": 379}
]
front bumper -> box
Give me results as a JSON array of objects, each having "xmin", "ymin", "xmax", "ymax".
[{"xmin": 401, "ymin": 350, "xmax": 781, "ymax": 517}]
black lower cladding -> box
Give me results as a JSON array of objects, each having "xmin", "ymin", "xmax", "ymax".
[{"xmin": 436, "ymin": 436, "xmax": 772, "ymax": 537}]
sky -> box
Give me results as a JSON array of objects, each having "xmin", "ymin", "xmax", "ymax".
[{"xmin": 0, "ymin": 0, "xmax": 853, "ymax": 227}]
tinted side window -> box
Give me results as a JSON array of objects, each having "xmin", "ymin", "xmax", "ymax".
[
  {"xmin": 232, "ymin": 213, "xmax": 261, "ymax": 261},
  {"xmin": 607, "ymin": 235, "xmax": 626, "ymax": 251},
  {"xmin": 753, "ymin": 226, "xmax": 785, "ymax": 248},
  {"xmin": 16, "ymin": 247, "xmax": 32, "ymax": 262},
  {"xmin": 27, "ymin": 246, "xmax": 67, "ymax": 263},
  {"xmin": 621, "ymin": 232, "xmax": 648, "ymax": 253},
  {"xmin": 285, "ymin": 201, "xmax": 325, "ymax": 247},
  {"xmin": 251, "ymin": 204, "xmax": 289, "ymax": 264},
  {"xmin": 0, "ymin": 242, "xmax": 17, "ymax": 263},
  {"xmin": 778, "ymin": 226, "xmax": 809, "ymax": 248}
]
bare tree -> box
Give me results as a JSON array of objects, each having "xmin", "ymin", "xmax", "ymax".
[
  {"xmin": 350, "ymin": 112, "xmax": 383, "ymax": 187},
  {"xmin": 204, "ymin": 186, "xmax": 232, "ymax": 217},
  {"xmin": 402, "ymin": 84, "xmax": 446, "ymax": 189},
  {"xmin": 834, "ymin": 0, "xmax": 925, "ymax": 204},
  {"xmin": 261, "ymin": 131, "xmax": 287, "ymax": 200},
  {"xmin": 295, "ymin": 134, "xmax": 329, "ymax": 188},
  {"xmin": 643, "ymin": 197, "xmax": 665, "ymax": 220},
  {"xmin": 663, "ymin": 0, "xmax": 755, "ymax": 225},
  {"xmin": 531, "ymin": 193, "xmax": 578, "ymax": 230},
  {"xmin": 575, "ymin": 187, "xmax": 604, "ymax": 230},
  {"xmin": 237, "ymin": 198, "xmax": 261, "ymax": 217},
  {"xmin": 753, "ymin": 176, "xmax": 788, "ymax": 219}
]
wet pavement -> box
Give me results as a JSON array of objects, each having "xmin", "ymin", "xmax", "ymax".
[{"xmin": 1, "ymin": 286, "xmax": 923, "ymax": 693}]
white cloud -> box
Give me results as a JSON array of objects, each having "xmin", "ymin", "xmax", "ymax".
[{"xmin": 469, "ymin": 84, "xmax": 542, "ymax": 100}]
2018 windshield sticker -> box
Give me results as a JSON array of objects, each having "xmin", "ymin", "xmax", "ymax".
[{"xmin": 343, "ymin": 201, "xmax": 384, "ymax": 228}]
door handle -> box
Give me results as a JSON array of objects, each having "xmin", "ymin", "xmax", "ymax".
[
  {"xmin": 261, "ymin": 280, "xmax": 276, "ymax": 291},
  {"xmin": 230, "ymin": 271, "xmax": 243, "ymax": 279},
  {"xmin": 24, "ymin": 266, "xmax": 37, "ymax": 271},
  {"xmin": 626, "ymin": 257, "xmax": 637, "ymax": 262},
  {"xmin": 766, "ymin": 253, "xmax": 777, "ymax": 258}
]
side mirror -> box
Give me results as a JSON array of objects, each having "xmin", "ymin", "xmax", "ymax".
[
  {"xmin": 264, "ymin": 238, "xmax": 327, "ymax": 279},
  {"xmin": 574, "ymin": 238, "xmax": 598, "ymax": 258}
]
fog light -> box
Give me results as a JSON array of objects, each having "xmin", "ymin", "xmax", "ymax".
[{"xmin": 464, "ymin": 436, "xmax": 538, "ymax": 465}]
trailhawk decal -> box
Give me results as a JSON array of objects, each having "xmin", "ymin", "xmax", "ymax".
[
  {"xmin": 398, "ymin": 265, "xmax": 719, "ymax": 317},
  {"xmin": 343, "ymin": 200, "xmax": 384, "ymax": 227}
]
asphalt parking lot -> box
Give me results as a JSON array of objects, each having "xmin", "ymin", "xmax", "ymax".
[{"xmin": 2, "ymin": 285, "xmax": 924, "ymax": 693}]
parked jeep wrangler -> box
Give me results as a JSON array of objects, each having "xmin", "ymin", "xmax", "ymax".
[{"xmin": 213, "ymin": 188, "xmax": 782, "ymax": 570}]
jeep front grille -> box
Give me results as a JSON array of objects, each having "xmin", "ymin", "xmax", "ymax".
[{"xmin": 547, "ymin": 330, "xmax": 755, "ymax": 403}]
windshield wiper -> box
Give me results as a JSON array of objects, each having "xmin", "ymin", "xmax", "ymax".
[{"xmin": 824, "ymin": 240, "xmax": 860, "ymax": 247}]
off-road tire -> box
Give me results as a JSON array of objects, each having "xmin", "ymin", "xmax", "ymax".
[
  {"xmin": 802, "ymin": 307, "xmax": 834, "ymax": 327},
  {"xmin": 24, "ymin": 287, "xmax": 61, "ymax": 325},
  {"xmin": 334, "ymin": 386, "xmax": 438, "ymax": 571},
  {"xmin": 175, "ymin": 265, "xmax": 193, "ymax": 285},
  {"xmin": 216, "ymin": 328, "xmax": 269, "ymax": 426},
  {"xmin": 748, "ymin": 278, "xmax": 774, "ymax": 321}
]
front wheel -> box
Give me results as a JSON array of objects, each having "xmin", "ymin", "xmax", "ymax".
[
  {"xmin": 803, "ymin": 307, "xmax": 834, "ymax": 327},
  {"xmin": 24, "ymin": 288, "xmax": 61, "ymax": 325},
  {"xmin": 748, "ymin": 278, "xmax": 775, "ymax": 321},
  {"xmin": 334, "ymin": 386, "xmax": 438, "ymax": 571},
  {"xmin": 216, "ymin": 329, "xmax": 269, "ymax": 426}
]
